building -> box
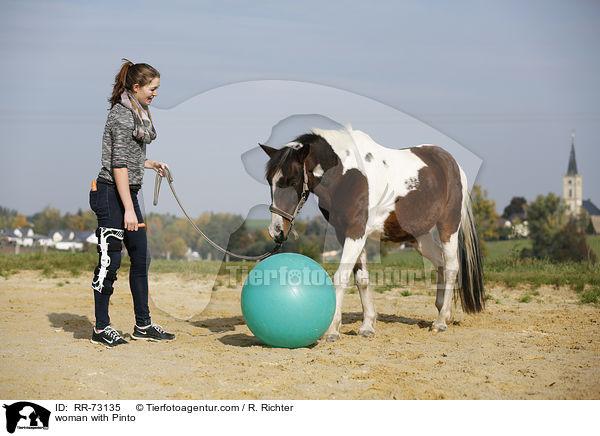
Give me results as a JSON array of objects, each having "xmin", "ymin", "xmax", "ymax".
[
  {"xmin": 1, "ymin": 227, "xmax": 35, "ymax": 247},
  {"xmin": 49, "ymin": 229, "xmax": 95, "ymax": 251},
  {"xmin": 562, "ymin": 131, "xmax": 582, "ymax": 216},
  {"xmin": 561, "ymin": 131, "xmax": 600, "ymax": 234},
  {"xmin": 0, "ymin": 228, "xmax": 53, "ymax": 250},
  {"xmin": 583, "ymin": 199, "xmax": 600, "ymax": 234}
]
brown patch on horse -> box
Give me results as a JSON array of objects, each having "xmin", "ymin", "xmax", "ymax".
[
  {"xmin": 382, "ymin": 212, "xmax": 417, "ymax": 243},
  {"xmin": 296, "ymin": 134, "xmax": 369, "ymax": 242},
  {"xmin": 281, "ymin": 216, "xmax": 292, "ymax": 239},
  {"xmin": 385, "ymin": 146, "xmax": 462, "ymax": 243},
  {"xmin": 320, "ymin": 168, "xmax": 369, "ymax": 241}
]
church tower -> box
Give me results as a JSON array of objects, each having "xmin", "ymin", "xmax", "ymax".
[{"xmin": 562, "ymin": 131, "xmax": 582, "ymax": 216}]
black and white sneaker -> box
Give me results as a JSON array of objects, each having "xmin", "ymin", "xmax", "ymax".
[
  {"xmin": 131, "ymin": 323, "xmax": 175, "ymax": 341},
  {"xmin": 91, "ymin": 326, "xmax": 128, "ymax": 348}
]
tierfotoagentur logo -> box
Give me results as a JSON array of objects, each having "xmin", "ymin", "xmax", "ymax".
[
  {"xmin": 226, "ymin": 263, "xmax": 438, "ymax": 289},
  {"xmin": 3, "ymin": 402, "xmax": 50, "ymax": 433},
  {"xmin": 246, "ymin": 265, "xmax": 333, "ymax": 287}
]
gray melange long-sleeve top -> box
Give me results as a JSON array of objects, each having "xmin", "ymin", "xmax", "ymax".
[{"xmin": 97, "ymin": 103, "xmax": 150, "ymax": 187}]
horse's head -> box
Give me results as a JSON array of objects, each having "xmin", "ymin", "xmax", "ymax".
[{"xmin": 261, "ymin": 141, "xmax": 310, "ymax": 243}]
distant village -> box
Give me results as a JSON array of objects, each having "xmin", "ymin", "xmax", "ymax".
[
  {"xmin": 0, "ymin": 228, "xmax": 97, "ymax": 253},
  {"xmin": 494, "ymin": 133, "xmax": 600, "ymax": 237}
]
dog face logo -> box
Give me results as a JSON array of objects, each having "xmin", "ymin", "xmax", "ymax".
[{"xmin": 3, "ymin": 402, "xmax": 50, "ymax": 433}]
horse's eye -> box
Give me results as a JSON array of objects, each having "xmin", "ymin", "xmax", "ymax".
[{"xmin": 291, "ymin": 181, "xmax": 297, "ymax": 186}]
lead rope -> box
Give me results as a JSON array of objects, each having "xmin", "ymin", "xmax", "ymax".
[{"xmin": 153, "ymin": 167, "xmax": 281, "ymax": 261}]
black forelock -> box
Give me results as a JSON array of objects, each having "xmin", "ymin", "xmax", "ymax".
[{"xmin": 265, "ymin": 147, "xmax": 295, "ymax": 182}]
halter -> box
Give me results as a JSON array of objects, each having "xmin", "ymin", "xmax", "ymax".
[{"xmin": 268, "ymin": 164, "xmax": 310, "ymax": 232}]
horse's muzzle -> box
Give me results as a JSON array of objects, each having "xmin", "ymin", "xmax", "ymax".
[{"xmin": 274, "ymin": 230, "xmax": 287, "ymax": 245}]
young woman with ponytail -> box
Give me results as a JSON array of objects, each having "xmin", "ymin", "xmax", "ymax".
[{"xmin": 89, "ymin": 59, "xmax": 175, "ymax": 347}]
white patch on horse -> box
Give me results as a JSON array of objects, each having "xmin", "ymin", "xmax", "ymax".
[
  {"xmin": 311, "ymin": 127, "xmax": 358, "ymax": 175},
  {"xmin": 325, "ymin": 236, "xmax": 367, "ymax": 341},
  {"xmin": 311, "ymin": 127, "xmax": 427, "ymax": 239},
  {"xmin": 268, "ymin": 169, "xmax": 284, "ymax": 239},
  {"xmin": 285, "ymin": 141, "xmax": 303, "ymax": 150},
  {"xmin": 311, "ymin": 164, "xmax": 324, "ymax": 178}
]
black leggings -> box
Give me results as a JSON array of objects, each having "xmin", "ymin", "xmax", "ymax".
[{"xmin": 89, "ymin": 181, "xmax": 151, "ymax": 330}]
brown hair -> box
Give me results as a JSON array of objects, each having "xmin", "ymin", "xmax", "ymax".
[{"xmin": 109, "ymin": 58, "xmax": 160, "ymax": 107}]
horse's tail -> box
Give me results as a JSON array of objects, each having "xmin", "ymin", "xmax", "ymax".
[{"xmin": 457, "ymin": 170, "xmax": 485, "ymax": 313}]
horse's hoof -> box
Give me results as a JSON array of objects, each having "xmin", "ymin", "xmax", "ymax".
[
  {"xmin": 326, "ymin": 334, "xmax": 340, "ymax": 342},
  {"xmin": 431, "ymin": 324, "xmax": 447, "ymax": 333},
  {"xmin": 358, "ymin": 328, "xmax": 375, "ymax": 338}
]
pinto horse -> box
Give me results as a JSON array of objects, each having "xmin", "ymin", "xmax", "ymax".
[{"xmin": 260, "ymin": 126, "xmax": 484, "ymax": 341}]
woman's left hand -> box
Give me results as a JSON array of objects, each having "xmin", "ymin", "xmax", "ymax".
[{"xmin": 146, "ymin": 159, "xmax": 169, "ymax": 177}]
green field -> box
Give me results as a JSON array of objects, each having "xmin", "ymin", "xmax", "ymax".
[
  {"xmin": 376, "ymin": 237, "xmax": 600, "ymax": 304},
  {"xmin": 244, "ymin": 219, "xmax": 270, "ymax": 231},
  {"xmin": 1, "ymin": 236, "xmax": 599, "ymax": 304},
  {"xmin": 587, "ymin": 235, "xmax": 600, "ymax": 259},
  {"xmin": 484, "ymin": 239, "xmax": 532, "ymax": 261}
]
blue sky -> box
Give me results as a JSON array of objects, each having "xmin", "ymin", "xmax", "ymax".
[{"xmin": 1, "ymin": 0, "xmax": 599, "ymax": 216}]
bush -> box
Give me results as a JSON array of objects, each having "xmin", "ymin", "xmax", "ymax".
[
  {"xmin": 521, "ymin": 193, "xmax": 596, "ymax": 263},
  {"xmin": 550, "ymin": 221, "xmax": 597, "ymax": 263}
]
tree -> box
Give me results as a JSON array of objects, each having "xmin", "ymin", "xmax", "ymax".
[
  {"xmin": 12, "ymin": 214, "xmax": 27, "ymax": 228},
  {"xmin": 523, "ymin": 193, "xmax": 595, "ymax": 262},
  {"xmin": 576, "ymin": 209, "xmax": 593, "ymax": 234},
  {"xmin": 472, "ymin": 185, "xmax": 500, "ymax": 240},
  {"xmin": 525, "ymin": 193, "xmax": 565, "ymax": 258},
  {"xmin": 64, "ymin": 209, "xmax": 96, "ymax": 231},
  {"xmin": 471, "ymin": 185, "xmax": 500, "ymax": 255},
  {"xmin": 551, "ymin": 220, "xmax": 597, "ymax": 263},
  {"xmin": 586, "ymin": 218, "xmax": 596, "ymax": 235},
  {"xmin": 166, "ymin": 237, "xmax": 187, "ymax": 259},
  {"xmin": 502, "ymin": 196, "xmax": 527, "ymax": 220},
  {"xmin": 0, "ymin": 205, "xmax": 18, "ymax": 229},
  {"xmin": 31, "ymin": 206, "xmax": 64, "ymax": 235}
]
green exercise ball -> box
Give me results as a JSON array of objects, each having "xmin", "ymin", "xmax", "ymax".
[{"xmin": 241, "ymin": 253, "xmax": 336, "ymax": 348}]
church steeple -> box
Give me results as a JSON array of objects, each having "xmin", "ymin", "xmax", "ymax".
[
  {"xmin": 567, "ymin": 130, "xmax": 578, "ymax": 175},
  {"xmin": 562, "ymin": 130, "xmax": 582, "ymax": 216}
]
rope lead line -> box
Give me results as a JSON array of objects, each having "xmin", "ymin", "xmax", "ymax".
[{"xmin": 152, "ymin": 167, "xmax": 281, "ymax": 261}]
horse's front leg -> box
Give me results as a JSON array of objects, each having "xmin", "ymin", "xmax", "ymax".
[
  {"xmin": 325, "ymin": 236, "xmax": 366, "ymax": 342},
  {"xmin": 355, "ymin": 248, "xmax": 376, "ymax": 337}
]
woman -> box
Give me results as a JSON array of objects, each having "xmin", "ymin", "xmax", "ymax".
[{"xmin": 89, "ymin": 59, "xmax": 174, "ymax": 347}]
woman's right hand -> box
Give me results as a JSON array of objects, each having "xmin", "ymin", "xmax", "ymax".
[{"xmin": 124, "ymin": 208, "xmax": 139, "ymax": 231}]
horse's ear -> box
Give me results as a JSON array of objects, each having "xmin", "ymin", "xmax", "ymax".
[{"xmin": 259, "ymin": 143, "xmax": 278, "ymax": 158}]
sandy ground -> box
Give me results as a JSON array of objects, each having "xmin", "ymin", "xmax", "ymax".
[{"xmin": 1, "ymin": 270, "xmax": 598, "ymax": 400}]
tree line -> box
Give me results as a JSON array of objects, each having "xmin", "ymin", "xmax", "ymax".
[
  {"xmin": 1, "ymin": 183, "xmax": 596, "ymax": 263},
  {"xmin": 0, "ymin": 205, "xmax": 96, "ymax": 235}
]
